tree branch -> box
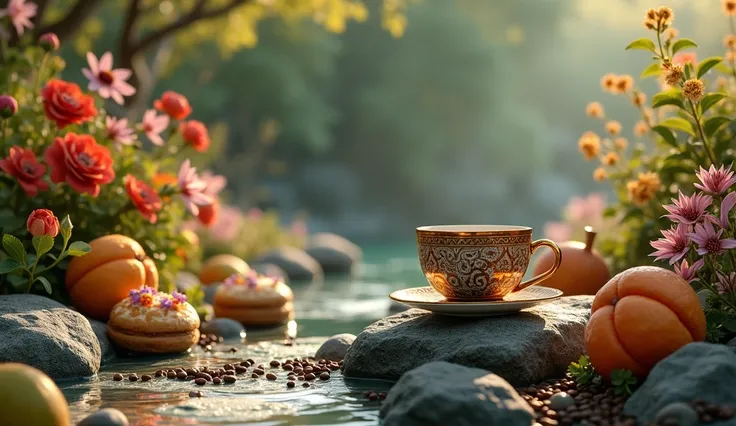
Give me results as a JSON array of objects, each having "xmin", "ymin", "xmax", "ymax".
[
  {"xmin": 38, "ymin": 0, "xmax": 104, "ymax": 42},
  {"xmin": 132, "ymin": 0, "xmax": 251, "ymax": 55}
]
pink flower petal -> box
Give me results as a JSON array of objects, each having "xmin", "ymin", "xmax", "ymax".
[
  {"xmin": 86, "ymin": 52, "xmax": 99, "ymax": 75},
  {"xmin": 112, "ymin": 69, "xmax": 132, "ymax": 80},
  {"xmin": 99, "ymin": 52, "xmax": 113, "ymax": 72}
]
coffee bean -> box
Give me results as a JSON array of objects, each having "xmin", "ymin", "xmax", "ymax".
[
  {"xmin": 189, "ymin": 390, "xmax": 203, "ymax": 398},
  {"xmin": 177, "ymin": 372, "xmax": 187, "ymax": 380},
  {"xmin": 246, "ymin": 358, "xmax": 255, "ymax": 365},
  {"xmin": 154, "ymin": 370, "xmax": 164, "ymax": 377},
  {"xmin": 319, "ymin": 372, "xmax": 330, "ymax": 381},
  {"xmin": 166, "ymin": 371, "xmax": 176, "ymax": 379},
  {"xmin": 539, "ymin": 417, "xmax": 558, "ymax": 426},
  {"xmin": 254, "ymin": 368, "xmax": 265, "ymax": 376},
  {"xmin": 251, "ymin": 373, "xmax": 259, "ymax": 378},
  {"xmin": 368, "ymin": 392, "xmax": 378, "ymax": 401},
  {"xmin": 302, "ymin": 383, "xmax": 310, "ymax": 388},
  {"xmin": 304, "ymin": 366, "xmax": 314, "ymax": 373},
  {"xmin": 305, "ymin": 373, "xmax": 316, "ymax": 381},
  {"xmin": 283, "ymin": 364, "xmax": 294, "ymax": 371},
  {"xmin": 294, "ymin": 367, "xmax": 303, "ymax": 373},
  {"xmin": 235, "ymin": 366, "xmax": 247, "ymax": 374},
  {"xmin": 185, "ymin": 368, "xmax": 198, "ymax": 375},
  {"xmin": 287, "ymin": 381, "xmax": 295, "ymax": 388},
  {"xmin": 378, "ymin": 392, "xmax": 387, "ymax": 400},
  {"xmin": 128, "ymin": 374, "xmax": 139, "ymax": 382},
  {"xmin": 213, "ymin": 377, "xmax": 222, "ymax": 384},
  {"xmin": 196, "ymin": 373, "xmax": 212, "ymax": 381},
  {"xmin": 113, "ymin": 373, "xmax": 123, "ymax": 381},
  {"xmin": 328, "ymin": 364, "xmax": 339, "ymax": 371},
  {"xmin": 224, "ymin": 364, "xmax": 235, "ymax": 371},
  {"xmin": 288, "ymin": 376, "xmax": 295, "ymax": 381},
  {"xmin": 142, "ymin": 375, "xmax": 152, "ymax": 382},
  {"xmin": 228, "ymin": 347, "xmax": 238, "ymax": 353},
  {"xmin": 223, "ymin": 375, "xmax": 236, "ymax": 384},
  {"xmin": 266, "ymin": 373, "xmax": 277, "ymax": 381},
  {"xmin": 186, "ymin": 375, "xmax": 195, "ymax": 380},
  {"xmin": 720, "ymin": 404, "xmax": 735, "ymax": 419},
  {"xmin": 270, "ymin": 360, "xmax": 281, "ymax": 368},
  {"xmin": 195, "ymin": 378, "xmax": 206, "ymax": 386}
]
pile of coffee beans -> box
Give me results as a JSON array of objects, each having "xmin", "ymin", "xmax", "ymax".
[
  {"xmin": 516, "ymin": 374, "xmax": 735, "ymax": 426},
  {"xmin": 197, "ymin": 334, "xmax": 224, "ymax": 352},
  {"xmin": 110, "ymin": 356, "xmax": 344, "ymax": 392},
  {"xmin": 362, "ymin": 391, "xmax": 387, "ymax": 401}
]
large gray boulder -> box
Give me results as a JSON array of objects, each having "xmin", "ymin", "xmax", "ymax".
[
  {"xmin": 380, "ymin": 361, "xmax": 534, "ymax": 426},
  {"xmin": 0, "ymin": 294, "xmax": 101, "ymax": 379},
  {"xmin": 625, "ymin": 342, "xmax": 736, "ymax": 424},
  {"xmin": 305, "ymin": 233, "xmax": 362, "ymax": 274},
  {"xmin": 343, "ymin": 296, "xmax": 592, "ymax": 386},
  {"xmin": 254, "ymin": 247, "xmax": 323, "ymax": 282},
  {"xmin": 87, "ymin": 318, "xmax": 115, "ymax": 365}
]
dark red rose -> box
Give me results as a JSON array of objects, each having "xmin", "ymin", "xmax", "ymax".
[
  {"xmin": 44, "ymin": 132, "xmax": 114, "ymax": 197},
  {"xmin": 0, "ymin": 146, "xmax": 49, "ymax": 196},
  {"xmin": 41, "ymin": 79, "xmax": 97, "ymax": 128}
]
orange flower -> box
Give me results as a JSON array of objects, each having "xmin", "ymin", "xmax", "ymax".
[
  {"xmin": 586, "ymin": 102, "xmax": 604, "ymax": 118},
  {"xmin": 152, "ymin": 172, "xmax": 177, "ymax": 188},
  {"xmin": 634, "ymin": 121, "xmax": 648, "ymax": 137},
  {"xmin": 724, "ymin": 0, "xmax": 736, "ymax": 16},
  {"xmin": 41, "ymin": 79, "xmax": 97, "ymax": 128},
  {"xmin": 153, "ymin": 91, "xmax": 192, "ymax": 120},
  {"xmin": 180, "ymin": 120, "xmax": 210, "ymax": 152},
  {"xmin": 614, "ymin": 75, "xmax": 634, "ymax": 93},
  {"xmin": 605, "ymin": 121, "xmax": 622, "ymax": 136},
  {"xmin": 0, "ymin": 146, "xmax": 49, "ymax": 196},
  {"xmin": 632, "ymin": 92, "xmax": 646, "ymax": 107},
  {"xmin": 44, "ymin": 133, "xmax": 114, "ymax": 197},
  {"xmin": 627, "ymin": 172, "xmax": 660, "ymax": 205},
  {"xmin": 593, "ymin": 167, "xmax": 607, "ymax": 182},
  {"xmin": 600, "ymin": 74, "xmax": 617, "ymax": 92},
  {"xmin": 124, "ymin": 175, "xmax": 162, "ymax": 224},
  {"xmin": 27, "ymin": 209, "xmax": 60, "ymax": 238},
  {"xmin": 602, "ymin": 152, "xmax": 619, "ymax": 166},
  {"xmin": 615, "ymin": 138, "xmax": 628, "ymax": 150},
  {"xmin": 578, "ymin": 131, "xmax": 601, "ymax": 161},
  {"xmin": 197, "ymin": 199, "xmax": 220, "ymax": 227}
]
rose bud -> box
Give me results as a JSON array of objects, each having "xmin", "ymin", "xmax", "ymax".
[
  {"xmin": 39, "ymin": 33, "xmax": 60, "ymax": 52},
  {"xmin": 0, "ymin": 95, "xmax": 18, "ymax": 118},
  {"xmin": 27, "ymin": 209, "xmax": 61, "ymax": 238}
]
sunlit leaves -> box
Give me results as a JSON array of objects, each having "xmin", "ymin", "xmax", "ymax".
[
  {"xmin": 651, "ymin": 89, "xmax": 684, "ymax": 109},
  {"xmin": 703, "ymin": 116, "xmax": 732, "ymax": 138},
  {"xmin": 659, "ymin": 117, "xmax": 696, "ymax": 136},
  {"xmin": 697, "ymin": 57, "xmax": 723, "ymax": 79},
  {"xmin": 671, "ymin": 38, "xmax": 697, "ymax": 55},
  {"xmin": 651, "ymin": 125, "xmax": 678, "ymax": 148},
  {"xmin": 625, "ymin": 38, "xmax": 656, "ymax": 53},
  {"xmin": 640, "ymin": 62, "xmax": 661, "ymax": 79},
  {"xmin": 699, "ymin": 93, "xmax": 726, "ymax": 114}
]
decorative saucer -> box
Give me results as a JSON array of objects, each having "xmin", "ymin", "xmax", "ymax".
[{"xmin": 389, "ymin": 286, "xmax": 563, "ymax": 317}]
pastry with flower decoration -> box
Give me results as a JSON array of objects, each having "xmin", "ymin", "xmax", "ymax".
[
  {"xmin": 107, "ymin": 287, "xmax": 200, "ymax": 353},
  {"xmin": 214, "ymin": 271, "xmax": 294, "ymax": 326}
]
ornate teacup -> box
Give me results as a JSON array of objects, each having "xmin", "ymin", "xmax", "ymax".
[{"xmin": 416, "ymin": 225, "xmax": 562, "ymax": 301}]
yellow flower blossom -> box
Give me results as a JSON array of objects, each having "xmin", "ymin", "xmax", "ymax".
[
  {"xmin": 615, "ymin": 137, "xmax": 628, "ymax": 150},
  {"xmin": 724, "ymin": 0, "xmax": 736, "ymax": 16},
  {"xmin": 632, "ymin": 92, "xmax": 647, "ymax": 106},
  {"xmin": 593, "ymin": 167, "xmax": 607, "ymax": 182},
  {"xmin": 602, "ymin": 152, "xmax": 619, "ymax": 166},
  {"xmin": 615, "ymin": 75, "xmax": 634, "ymax": 94},
  {"xmin": 578, "ymin": 131, "xmax": 601, "ymax": 161},
  {"xmin": 586, "ymin": 102, "xmax": 604, "ymax": 118},
  {"xmin": 600, "ymin": 73, "xmax": 617, "ymax": 92},
  {"xmin": 634, "ymin": 121, "xmax": 648, "ymax": 137},
  {"xmin": 605, "ymin": 120, "xmax": 622, "ymax": 136},
  {"xmin": 682, "ymin": 79, "xmax": 704, "ymax": 102},
  {"xmin": 627, "ymin": 172, "xmax": 660, "ymax": 206}
]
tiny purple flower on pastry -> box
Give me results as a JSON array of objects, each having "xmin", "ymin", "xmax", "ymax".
[
  {"xmin": 129, "ymin": 288, "xmax": 142, "ymax": 305},
  {"xmin": 139, "ymin": 286, "xmax": 158, "ymax": 295},
  {"xmin": 246, "ymin": 270, "xmax": 259, "ymax": 290},
  {"xmin": 223, "ymin": 273, "xmax": 245, "ymax": 286},
  {"xmin": 160, "ymin": 297, "xmax": 173, "ymax": 309},
  {"xmin": 172, "ymin": 292, "xmax": 187, "ymax": 304}
]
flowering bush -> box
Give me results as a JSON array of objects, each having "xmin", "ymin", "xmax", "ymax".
[
  {"xmin": 0, "ymin": 4, "xmax": 226, "ymax": 296},
  {"xmin": 579, "ymin": 3, "xmax": 736, "ymax": 342}
]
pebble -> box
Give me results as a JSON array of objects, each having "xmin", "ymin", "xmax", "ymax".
[
  {"xmin": 77, "ymin": 408, "xmax": 129, "ymax": 426},
  {"xmin": 655, "ymin": 403, "xmax": 699, "ymax": 426},
  {"xmin": 548, "ymin": 392, "xmax": 575, "ymax": 411},
  {"xmin": 128, "ymin": 374, "xmax": 138, "ymax": 382},
  {"xmin": 266, "ymin": 373, "xmax": 277, "ymax": 381},
  {"xmin": 112, "ymin": 373, "xmax": 123, "ymax": 381}
]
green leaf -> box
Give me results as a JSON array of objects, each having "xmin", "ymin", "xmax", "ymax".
[
  {"xmin": 32, "ymin": 235, "xmax": 54, "ymax": 257},
  {"xmin": 60, "ymin": 215, "xmax": 72, "ymax": 242},
  {"xmin": 703, "ymin": 116, "xmax": 732, "ymax": 138},
  {"xmin": 659, "ymin": 117, "xmax": 696, "ymax": 136},
  {"xmin": 640, "ymin": 62, "xmax": 662, "ymax": 79},
  {"xmin": 0, "ymin": 258, "xmax": 23, "ymax": 274},
  {"xmin": 715, "ymin": 62, "xmax": 733, "ymax": 75},
  {"xmin": 625, "ymin": 38, "xmax": 657, "ymax": 53},
  {"xmin": 2, "ymin": 234, "xmax": 25, "ymax": 264},
  {"xmin": 603, "ymin": 207, "xmax": 617, "ymax": 218},
  {"xmin": 671, "ymin": 38, "xmax": 698, "ymax": 55},
  {"xmin": 700, "ymin": 93, "xmax": 726, "ymax": 114},
  {"xmin": 651, "ymin": 125, "xmax": 679, "ymax": 148},
  {"xmin": 697, "ymin": 56, "xmax": 723, "ymax": 78},
  {"xmin": 35, "ymin": 276, "xmax": 52, "ymax": 295},
  {"xmin": 66, "ymin": 241, "xmax": 91, "ymax": 257},
  {"xmin": 651, "ymin": 89, "xmax": 684, "ymax": 109}
]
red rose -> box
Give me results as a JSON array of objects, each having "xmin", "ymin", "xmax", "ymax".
[
  {"xmin": 179, "ymin": 120, "xmax": 210, "ymax": 152},
  {"xmin": 123, "ymin": 175, "xmax": 162, "ymax": 224},
  {"xmin": 27, "ymin": 209, "xmax": 60, "ymax": 237},
  {"xmin": 41, "ymin": 79, "xmax": 97, "ymax": 128},
  {"xmin": 44, "ymin": 133, "xmax": 115, "ymax": 197},
  {"xmin": 197, "ymin": 198, "xmax": 219, "ymax": 227},
  {"xmin": 0, "ymin": 146, "xmax": 49, "ymax": 196},
  {"xmin": 154, "ymin": 91, "xmax": 192, "ymax": 120}
]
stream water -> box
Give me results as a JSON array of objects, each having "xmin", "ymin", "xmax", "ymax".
[{"xmin": 62, "ymin": 244, "xmax": 421, "ymax": 425}]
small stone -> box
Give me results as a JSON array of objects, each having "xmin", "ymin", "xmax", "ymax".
[
  {"xmin": 195, "ymin": 378, "xmax": 206, "ymax": 386},
  {"xmin": 319, "ymin": 372, "xmax": 330, "ymax": 381},
  {"xmin": 112, "ymin": 373, "xmax": 123, "ymax": 381},
  {"xmin": 223, "ymin": 375, "xmax": 236, "ymax": 384},
  {"xmin": 128, "ymin": 374, "xmax": 138, "ymax": 382},
  {"xmin": 141, "ymin": 375, "xmax": 152, "ymax": 382},
  {"xmin": 655, "ymin": 402, "xmax": 699, "ymax": 426},
  {"xmin": 549, "ymin": 392, "xmax": 575, "ymax": 411},
  {"xmin": 77, "ymin": 408, "xmax": 129, "ymax": 426}
]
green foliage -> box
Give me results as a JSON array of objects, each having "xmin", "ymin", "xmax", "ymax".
[
  {"xmin": 625, "ymin": 38, "xmax": 657, "ymax": 53},
  {"xmin": 610, "ymin": 369, "xmax": 637, "ymax": 396},
  {"xmin": 567, "ymin": 355, "xmax": 600, "ymax": 386},
  {"xmin": 671, "ymin": 39, "xmax": 697, "ymax": 55}
]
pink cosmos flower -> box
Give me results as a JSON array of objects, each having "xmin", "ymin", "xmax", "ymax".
[
  {"xmin": 649, "ymin": 223, "xmax": 690, "ymax": 264},
  {"xmin": 201, "ymin": 171, "xmax": 227, "ymax": 197},
  {"xmin": 177, "ymin": 159, "xmax": 213, "ymax": 216},
  {"xmin": 710, "ymin": 191, "xmax": 736, "ymax": 229},
  {"xmin": 565, "ymin": 193, "xmax": 606, "ymax": 227},
  {"xmin": 82, "ymin": 52, "xmax": 136, "ymax": 105},
  {"xmin": 716, "ymin": 271, "xmax": 736, "ymax": 295},
  {"xmin": 663, "ymin": 191, "xmax": 712, "ymax": 224},
  {"xmin": 674, "ymin": 258, "xmax": 704, "ymax": 283},
  {"xmin": 209, "ymin": 205, "xmax": 242, "ymax": 242},
  {"xmin": 694, "ymin": 164, "xmax": 736, "ymax": 194},
  {"xmin": 0, "ymin": 0, "xmax": 36, "ymax": 35},
  {"xmin": 141, "ymin": 109, "xmax": 169, "ymax": 146},
  {"xmin": 543, "ymin": 222, "xmax": 572, "ymax": 242},
  {"xmin": 687, "ymin": 220, "xmax": 736, "ymax": 255},
  {"xmin": 105, "ymin": 116, "xmax": 134, "ymax": 149}
]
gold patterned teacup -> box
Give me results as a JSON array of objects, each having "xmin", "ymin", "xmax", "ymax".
[{"xmin": 416, "ymin": 225, "xmax": 562, "ymax": 301}]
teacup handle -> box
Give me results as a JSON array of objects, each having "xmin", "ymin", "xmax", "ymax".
[{"xmin": 514, "ymin": 239, "xmax": 562, "ymax": 292}]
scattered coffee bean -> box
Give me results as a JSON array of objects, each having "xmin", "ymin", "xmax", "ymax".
[
  {"xmin": 113, "ymin": 374, "xmax": 123, "ymax": 381},
  {"xmin": 294, "ymin": 367, "xmax": 303, "ymax": 373},
  {"xmin": 254, "ymin": 368, "xmax": 265, "ymax": 376},
  {"xmin": 304, "ymin": 366, "xmax": 314, "ymax": 374},
  {"xmin": 302, "ymin": 383, "xmax": 310, "ymax": 388},
  {"xmin": 167, "ymin": 371, "xmax": 176, "ymax": 379},
  {"xmin": 195, "ymin": 378, "xmax": 206, "ymax": 386},
  {"xmin": 235, "ymin": 366, "xmax": 247, "ymax": 374},
  {"xmin": 319, "ymin": 372, "xmax": 330, "ymax": 381},
  {"xmin": 177, "ymin": 372, "xmax": 187, "ymax": 380},
  {"xmin": 283, "ymin": 364, "xmax": 294, "ymax": 371},
  {"xmin": 305, "ymin": 373, "xmax": 316, "ymax": 381},
  {"xmin": 251, "ymin": 373, "xmax": 259, "ymax": 378},
  {"xmin": 128, "ymin": 374, "xmax": 138, "ymax": 382},
  {"xmin": 141, "ymin": 375, "xmax": 152, "ymax": 382},
  {"xmin": 196, "ymin": 373, "xmax": 212, "ymax": 381},
  {"xmin": 266, "ymin": 373, "xmax": 277, "ymax": 381},
  {"xmin": 155, "ymin": 370, "xmax": 164, "ymax": 378},
  {"xmin": 270, "ymin": 360, "xmax": 281, "ymax": 368},
  {"xmin": 287, "ymin": 381, "xmax": 296, "ymax": 388},
  {"xmin": 368, "ymin": 392, "xmax": 378, "ymax": 401},
  {"xmin": 229, "ymin": 347, "xmax": 238, "ymax": 353},
  {"xmin": 189, "ymin": 390, "xmax": 203, "ymax": 398},
  {"xmin": 378, "ymin": 392, "xmax": 387, "ymax": 400},
  {"xmin": 246, "ymin": 358, "xmax": 255, "ymax": 366},
  {"xmin": 213, "ymin": 377, "xmax": 222, "ymax": 384}
]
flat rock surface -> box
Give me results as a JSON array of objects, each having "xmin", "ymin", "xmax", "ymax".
[
  {"xmin": 380, "ymin": 361, "xmax": 534, "ymax": 426},
  {"xmin": 87, "ymin": 318, "xmax": 115, "ymax": 365},
  {"xmin": 625, "ymin": 342, "xmax": 736, "ymax": 424},
  {"xmin": 343, "ymin": 296, "xmax": 592, "ymax": 386},
  {"xmin": 254, "ymin": 247, "xmax": 323, "ymax": 282},
  {"xmin": 0, "ymin": 294, "xmax": 101, "ymax": 379}
]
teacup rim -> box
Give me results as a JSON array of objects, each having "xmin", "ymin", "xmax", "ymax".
[{"xmin": 416, "ymin": 225, "xmax": 532, "ymax": 235}]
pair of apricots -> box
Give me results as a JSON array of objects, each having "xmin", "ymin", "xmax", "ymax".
[{"xmin": 533, "ymin": 228, "xmax": 706, "ymax": 379}]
